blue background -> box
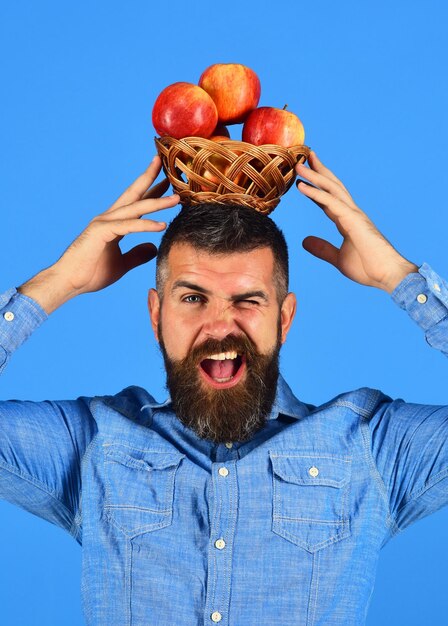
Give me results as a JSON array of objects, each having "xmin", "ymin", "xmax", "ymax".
[{"xmin": 1, "ymin": 1, "xmax": 447, "ymax": 624}]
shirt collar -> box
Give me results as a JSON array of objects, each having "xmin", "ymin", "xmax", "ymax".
[{"xmin": 269, "ymin": 374, "xmax": 312, "ymax": 420}]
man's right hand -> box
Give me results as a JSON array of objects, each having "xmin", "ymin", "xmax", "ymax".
[{"xmin": 18, "ymin": 156, "xmax": 179, "ymax": 314}]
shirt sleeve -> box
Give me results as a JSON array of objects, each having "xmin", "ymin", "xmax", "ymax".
[
  {"xmin": 391, "ymin": 262, "xmax": 448, "ymax": 356},
  {"xmin": 368, "ymin": 397, "xmax": 448, "ymax": 538},
  {"xmin": 0, "ymin": 287, "xmax": 48, "ymax": 374},
  {"xmin": 367, "ymin": 264, "xmax": 448, "ymax": 538},
  {"xmin": 0, "ymin": 288, "xmax": 97, "ymax": 544}
]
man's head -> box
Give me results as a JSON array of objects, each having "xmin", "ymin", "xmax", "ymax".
[
  {"xmin": 155, "ymin": 202, "xmax": 289, "ymax": 303},
  {"xmin": 148, "ymin": 203, "xmax": 296, "ymax": 444}
]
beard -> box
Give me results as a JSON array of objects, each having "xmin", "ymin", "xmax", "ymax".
[{"xmin": 158, "ymin": 323, "xmax": 281, "ymax": 444}]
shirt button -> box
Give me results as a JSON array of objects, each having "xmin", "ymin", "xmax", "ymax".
[
  {"xmin": 434, "ymin": 283, "xmax": 441, "ymax": 292},
  {"xmin": 225, "ymin": 442, "xmax": 233, "ymax": 449},
  {"xmin": 215, "ymin": 538, "xmax": 226, "ymax": 550},
  {"xmin": 211, "ymin": 611, "xmax": 222, "ymax": 622},
  {"xmin": 3, "ymin": 311, "xmax": 14, "ymax": 322},
  {"xmin": 417, "ymin": 293, "xmax": 427, "ymax": 304},
  {"xmin": 309, "ymin": 466, "xmax": 319, "ymax": 477},
  {"xmin": 218, "ymin": 467, "xmax": 229, "ymax": 477}
]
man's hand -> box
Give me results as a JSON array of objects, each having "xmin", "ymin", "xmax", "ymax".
[
  {"xmin": 295, "ymin": 151, "xmax": 418, "ymax": 293},
  {"xmin": 18, "ymin": 156, "xmax": 179, "ymax": 314}
]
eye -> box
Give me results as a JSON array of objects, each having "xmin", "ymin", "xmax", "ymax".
[
  {"xmin": 237, "ymin": 299, "xmax": 260, "ymax": 306},
  {"xmin": 182, "ymin": 294, "xmax": 205, "ymax": 304}
]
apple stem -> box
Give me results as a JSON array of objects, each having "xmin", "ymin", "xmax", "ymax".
[{"xmin": 283, "ymin": 104, "xmax": 288, "ymax": 110}]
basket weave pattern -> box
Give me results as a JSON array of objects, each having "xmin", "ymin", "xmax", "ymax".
[{"xmin": 155, "ymin": 136, "xmax": 310, "ymax": 215}]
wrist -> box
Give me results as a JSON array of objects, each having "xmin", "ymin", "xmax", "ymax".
[
  {"xmin": 382, "ymin": 260, "xmax": 420, "ymax": 294},
  {"xmin": 17, "ymin": 265, "xmax": 80, "ymax": 315}
]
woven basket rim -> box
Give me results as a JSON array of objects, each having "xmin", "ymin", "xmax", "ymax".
[
  {"xmin": 154, "ymin": 136, "xmax": 310, "ymax": 215},
  {"xmin": 155, "ymin": 134, "xmax": 309, "ymax": 149}
]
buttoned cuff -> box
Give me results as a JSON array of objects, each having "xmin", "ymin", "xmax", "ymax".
[
  {"xmin": 391, "ymin": 262, "xmax": 448, "ymax": 354},
  {"xmin": 0, "ymin": 288, "xmax": 48, "ymax": 372}
]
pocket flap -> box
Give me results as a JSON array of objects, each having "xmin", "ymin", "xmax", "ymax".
[
  {"xmin": 270, "ymin": 452, "xmax": 351, "ymax": 488},
  {"xmin": 104, "ymin": 445, "xmax": 185, "ymax": 472}
]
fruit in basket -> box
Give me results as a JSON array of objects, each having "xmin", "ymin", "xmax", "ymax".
[
  {"xmin": 183, "ymin": 136, "xmax": 245, "ymax": 192},
  {"xmin": 210, "ymin": 123, "xmax": 230, "ymax": 141},
  {"xmin": 242, "ymin": 106, "xmax": 305, "ymax": 147},
  {"xmin": 203, "ymin": 149, "xmax": 247, "ymax": 191},
  {"xmin": 201, "ymin": 154, "xmax": 230, "ymax": 191},
  {"xmin": 199, "ymin": 63, "xmax": 261, "ymax": 125},
  {"xmin": 210, "ymin": 134, "xmax": 231, "ymax": 142},
  {"xmin": 152, "ymin": 82, "xmax": 218, "ymax": 139}
]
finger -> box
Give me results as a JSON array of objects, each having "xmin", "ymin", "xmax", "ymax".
[
  {"xmin": 295, "ymin": 163, "xmax": 355, "ymax": 206},
  {"xmin": 302, "ymin": 235, "xmax": 339, "ymax": 267},
  {"xmin": 142, "ymin": 177, "xmax": 170, "ymax": 200},
  {"xmin": 307, "ymin": 151, "xmax": 351, "ymax": 194},
  {"xmin": 121, "ymin": 242, "xmax": 158, "ymax": 273},
  {"xmin": 297, "ymin": 180, "xmax": 347, "ymax": 219},
  {"xmin": 106, "ymin": 193, "xmax": 180, "ymax": 220},
  {"xmin": 295, "ymin": 179, "xmax": 326, "ymax": 211},
  {"xmin": 107, "ymin": 156, "xmax": 163, "ymax": 212},
  {"xmin": 91, "ymin": 218, "xmax": 168, "ymax": 244},
  {"xmin": 297, "ymin": 180, "xmax": 370, "ymax": 239}
]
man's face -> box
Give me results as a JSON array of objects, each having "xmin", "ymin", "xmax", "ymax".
[{"xmin": 148, "ymin": 243, "xmax": 296, "ymax": 443}]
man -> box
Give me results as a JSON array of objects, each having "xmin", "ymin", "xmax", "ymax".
[{"xmin": 1, "ymin": 152, "xmax": 447, "ymax": 625}]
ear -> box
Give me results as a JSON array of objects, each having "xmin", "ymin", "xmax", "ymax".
[
  {"xmin": 147, "ymin": 288, "xmax": 161, "ymax": 342},
  {"xmin": 280, "ymin": 292, "xmax": 297, "ymax": 344}
]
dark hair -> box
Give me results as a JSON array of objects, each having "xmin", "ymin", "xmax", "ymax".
[{"xmin": 156, "ymin": 203, "xmax": 289, "ymax": 301}]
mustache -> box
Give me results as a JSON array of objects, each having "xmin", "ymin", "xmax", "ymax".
[{"xmin": 187, "ymin": 334, "xmax": 258, "ymax": 364}]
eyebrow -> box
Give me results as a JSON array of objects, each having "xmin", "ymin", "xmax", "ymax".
[
  {"xmin": 171, "ymin": 281, "xmax": 269, "ymax": 302},
  {"xmin": 230, "ymin": 290, "xmax": 269, "ymax": 303},
  {"xmin": 171, "ymin": 281, "xmax": 212, "ymax": 295}
]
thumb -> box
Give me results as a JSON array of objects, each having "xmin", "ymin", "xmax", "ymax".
[
  {"xmin": 122, "ymin": 242, "xmax": 158, "ymax": 273},
  {"xmin": 302, "ymin": 236, "xmax": 339, "ymax": 267}
]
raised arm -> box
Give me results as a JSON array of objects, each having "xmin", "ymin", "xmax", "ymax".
[{"xmin": 0, "ymin": 157, "xmax": 178, "ymax": 537}]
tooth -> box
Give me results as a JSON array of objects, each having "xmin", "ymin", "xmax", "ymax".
[{"xmin": 208, "ymin": 351, "xmax": 239, "ymax": 360}]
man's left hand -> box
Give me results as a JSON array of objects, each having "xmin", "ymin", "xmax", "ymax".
[{"xmin": 295, "ymin": 152, "xmax": 418, "ymax": 293}]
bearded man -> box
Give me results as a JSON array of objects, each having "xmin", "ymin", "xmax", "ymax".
[{"xmin": 1, "ymin": 153, "xmax": 447, "ymax": 626}]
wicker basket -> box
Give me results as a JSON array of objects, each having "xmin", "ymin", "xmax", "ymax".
[{"xmin": 154, "ymin": 136, "xmax": 310, "ymax": 215}]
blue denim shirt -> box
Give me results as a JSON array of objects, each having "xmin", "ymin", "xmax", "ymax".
[{"xmin": 1, "ymin": 262, "xmax": 448, "ymax": 626}]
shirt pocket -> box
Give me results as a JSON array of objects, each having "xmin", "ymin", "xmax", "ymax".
[
  {"xmin": 269, "ymin": 451, "xmax": 352, "ymax": 553},
  {"xmin": 103, "ymin": 445, "xmax": 185, "ymax": 538}
]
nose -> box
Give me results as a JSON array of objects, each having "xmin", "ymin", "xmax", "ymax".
[{"xmin": 201, "ymin": 300, "xmax": 239, "ymax": 341}]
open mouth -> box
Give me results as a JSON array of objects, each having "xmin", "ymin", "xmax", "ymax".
[{"xmin": 199, "ymin": 351, "xmax": 246, "ymax": 389}]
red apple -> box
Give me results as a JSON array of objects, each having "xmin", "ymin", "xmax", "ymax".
[
  {"xmin": 199, "ymin": 63, "xmax": 261, "ymax": 125},
  {"xmin": 209, "ymin": 135, "xmax": 231, "ymax": 142},
  {"xmin": 152, "ymin": 82, "xmax": 218, "ymax": 139},
  {"xmin": 242, "ymin": 106, "xmax": 305, "ymax": 147},
  {"xmin": 211, "ymin": 123, "xmax": 230, "ymax": 139}
]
